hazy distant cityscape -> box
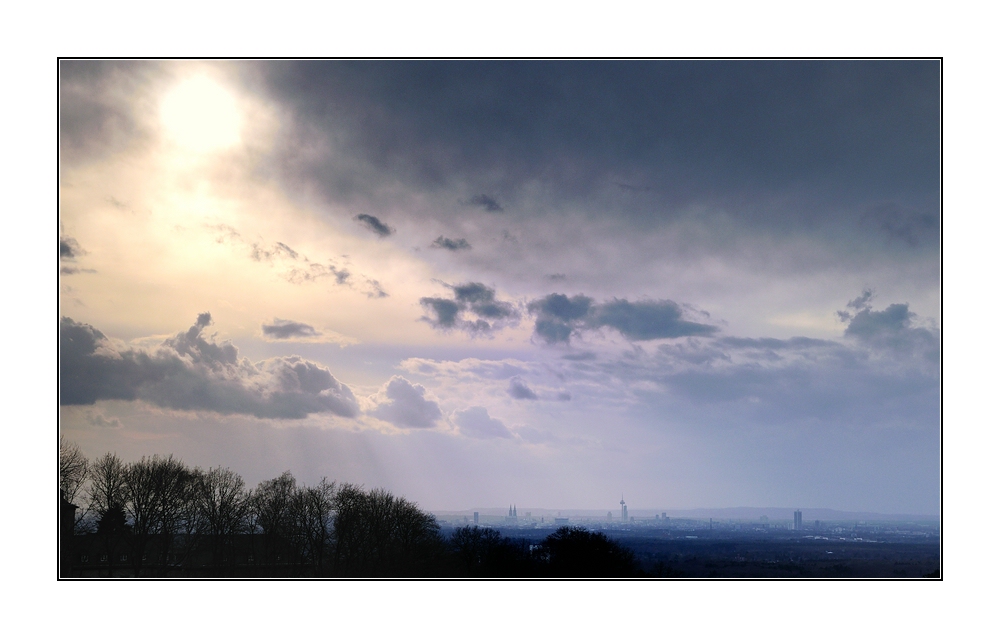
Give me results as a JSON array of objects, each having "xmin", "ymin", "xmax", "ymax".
[
  {"xmin": 430, "ymin": 503, "xmax": 940, "ymax": 578},
  {"xmin": 61, "ymin": 443, "xmax": 939, "ymax": 579}
]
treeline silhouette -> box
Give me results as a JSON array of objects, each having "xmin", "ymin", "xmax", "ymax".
[{"xmin": 59, "ymin": 442, "xmax": 639, "ymax": 578}]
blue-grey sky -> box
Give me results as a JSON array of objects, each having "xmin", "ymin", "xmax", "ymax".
[{"xmin": 59, "ymin": 60, "xmax": 940, "ymax": 514}]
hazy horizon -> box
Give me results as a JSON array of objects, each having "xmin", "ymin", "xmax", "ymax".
[{"xmin": 59, "ymin": 60, "xmax": 940, "ymax": 516}]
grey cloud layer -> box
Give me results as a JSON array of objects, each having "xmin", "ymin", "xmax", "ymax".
[
  {"xmin": 420, "ymin": 282, "xmax": 520, "ymax": 335},
  {"xmin": 528, "ymin": 294, "xmax": 718, "ymax": 344},
  {"xmin": 60, "ymin": 314, "xmax": 359, "ymax": 419},
  {"xmin": 453, "ymin": 406, "xmax": 512, "ymax": 439}
]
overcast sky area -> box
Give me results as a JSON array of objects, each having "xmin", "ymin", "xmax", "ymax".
[{"xmin": 59, "ymin": 60, "xmax": 940, "ymax": 515}]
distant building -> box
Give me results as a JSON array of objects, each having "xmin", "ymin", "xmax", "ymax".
[
  {"xmin": 473, "ymin": 512, "xmax": 479, "ymax": 526},
  {"xmin": 620, "ymin": 495, "xmax": 627, "ymax": 522},
  {"xmin": 794, "ymin": 510, "xmax": 803, "ymax": 531},
  {"xmin": 506, "ymin": 504, "xmax": 518, "ymax": 524},
  {"xmin": 555, "ymin": 517, "xmax": 570, "ymax": 526}
]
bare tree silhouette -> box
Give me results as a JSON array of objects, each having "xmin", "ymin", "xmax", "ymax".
[
  {"xmin": 87, "ymin": 452, "xmax": 128, "ymax": 575},
  {"xmin": 194, "ymin": 466, "xmax": 251, "ymax": 576}
]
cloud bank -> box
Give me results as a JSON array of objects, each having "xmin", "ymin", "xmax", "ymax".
[{"xmin": 61, "ymin": 314, "xmax": 359, "ymax": 419}]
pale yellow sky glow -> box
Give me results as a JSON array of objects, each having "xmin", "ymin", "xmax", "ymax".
[{"xmin": 160, "ymin": 74, "xmax": 243, "ymax": 152}]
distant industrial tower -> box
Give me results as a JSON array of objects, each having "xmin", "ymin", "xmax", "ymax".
[{"xmin": 794, "ymin": 509, "xmax": 803, "ymax": 531}]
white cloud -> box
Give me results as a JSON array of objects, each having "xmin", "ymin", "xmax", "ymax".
[{"xmin": 367, "ymin": 376, "xmax": 443, "ymax": 430}]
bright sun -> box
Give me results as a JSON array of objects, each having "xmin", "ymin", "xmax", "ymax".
[{"xmin": 160, "ymin": 75, "xmax": 242, "ymax": 153}]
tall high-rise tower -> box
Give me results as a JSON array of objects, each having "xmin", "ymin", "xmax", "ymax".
[
  {"xmin": 620, "ymin": 495, "xmax": 627, "ymax": 522},
  {"xmin": 794, "ymin": 509, "xmax": 803, "ymax": 531}
]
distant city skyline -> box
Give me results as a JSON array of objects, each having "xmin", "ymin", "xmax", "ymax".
[{"xmin": 59, "ymin": 60, "xmax": 940, "ymax": 515}]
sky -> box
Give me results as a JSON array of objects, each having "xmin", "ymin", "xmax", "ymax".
[{"xmin": 58, "ymin": 60, "xmax": 940, "ymax": 515}]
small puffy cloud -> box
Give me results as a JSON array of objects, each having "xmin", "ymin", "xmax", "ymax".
[
  {"xmin": 836, "ymin": 290, "xmax": 938, "ymax": 362},
  {"xmin": 60, "ymin": 237, "xmax": 84, "ymax": 260},
  {"xmin": 368, "ymin": 376, "xmax": 442, "ymax": 429},
  {"xmin": 60, "ymin": 266, "xmax": 97, "ymax": 275},
  {"xmin": 464, "ymin": 194, "xmax": 503, "ymax": 212},
  {"xmin": 261, "ymin": 318, "xmax": 320, "ymax": 340},
  {"xmin": 431, "ymin": 236, "xmax": 471, "ymax": 251},
  {"xmin": 60, "ymin": 314, "xmax": 359, "ymax": 419},
  {"xmin": 420, "ymin": 298, "xmax": 462, "ymax": 329},
  {"xmin": 527, "ymin": 293, "xmax": 717, "ymax": 344},
  {"xmin": 354, "ymin": 213, "xmax": 394, "ymax": 237},
  {"xmin": 420, "ymin": 282, "xmax": 520, "ymax": 336},
  {"xmin": 507, "ymin": 376, "xmax": 538, "ymax": 400},
  {"xmin": 86, "ymin": 411, "xmax": 122, "ymax": 428},
  {"xmin": 365, "ymin": 278, "xmax": 389, "ymax": 299},
  {"xmin": 60, "ymin": 235, "xmax": 95, "ymax": 275},
  {"xmin": 453, "ymin": 406, "xmax": 513, "ymax": 439},
  {"xmin": 260, "ymin": 318, "xmax": 358, "ymax": 345}
]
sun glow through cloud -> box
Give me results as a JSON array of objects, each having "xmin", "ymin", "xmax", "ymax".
[{"xmin": 160, "ymin": 75, "xmax": 242, "ymax": 152}]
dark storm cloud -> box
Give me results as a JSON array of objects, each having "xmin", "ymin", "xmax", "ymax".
[
  {"xmin": 261, "ymin": 318, "xmax": 320, "ymax": 340},
  {"xmin": 507, "ymin": 376, "xmax": 538, "ymax": 400},
  {"xmin": 431, "ymin": 236, "xmax": 471, "ymax": 251},
  {"xmin": 464, "ymin": 194, "xmax": 503, "ymax": 212},
  {"xmin": 420, "ymin": 282, "xmax": 519, "ymax": 335},
  {"xmin": 60, "ymin": 314, "xmax": 359, "ymax": 419},
  {"xmin": 527, "ymin": 293, "xmax": 717, "ymax": 344},
  {"xmin": 262, "ymin": 60, "xmax": 939, "ymax": 235},
  {"xmin": 369, "ymin": 376, "xmax": 442, "ymax": 429},
  {"xmin": 354, "ymin": 213, "xmax": 394, "ymax": 237}
]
